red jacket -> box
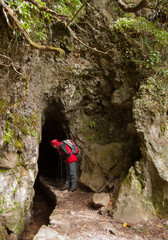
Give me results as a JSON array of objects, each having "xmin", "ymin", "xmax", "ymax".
[{"xmin": 57, "ymin": 141, "xmax": 78, "ymax": 164}]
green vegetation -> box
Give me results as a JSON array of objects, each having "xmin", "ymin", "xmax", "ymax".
[
  {"xmin": 0, "ymin": 169, "xmax": 7, "ymax": 173},
  {"xmin": 13, "ymin": 113, "xmax": 38, "ymax": 136},
  {"xmin": 0, "ymin": 74, "xmax": 38, "ymax": 149},
  {"xmin": 113, "ymin": 14, "xmax": 168, "ymax": 46},
  {"xmin": 53, "ymin": 0, "xmax": 83, "ymax": 19},
  {"xmin": 113, "ymin": 13, "xmax": 168, "ymax": 70},
  {"xmin": 2, "ymin": 110, "xmax": 38, "ymax": 148},
  {"xmin": 3, "ymin": 121, "xmax": 14, "ymax": 144},
  {"xmin": 111, "ymin": 9, "xmax": 168, "ymax": 125},
  {"xmin": 0, "ymin": 192, "xmax": 21, "ymax": 214},
  {"xmin": 8, "ymin": 0, "xmax": 83, "ymax": 43},
  {"xmin": 12, "ymin": 170, "xmax": 20, "ymax": 184},
  {"xmin": 9, "ymin": 0, "xmax": 50, "ymax": 42},
  {"xmin": 89, "ymin": 121, "xmax": 96, "ymax": 129},
  {"xmin": 0, "ymin": 100, "xmax": 8, "ymax": 116},
  {"xmin": 135, "ymin": 68, "xmax": 167, "ymax": 119}
]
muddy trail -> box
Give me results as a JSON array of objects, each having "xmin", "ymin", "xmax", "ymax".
[{"xmin": 34, "ymin": 177, "xmax": 168, "ymax": 240}]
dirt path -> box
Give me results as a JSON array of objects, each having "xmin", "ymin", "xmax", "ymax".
[{"xmin": 37, "ymin": 177, "xmax": 168, "ymax": 240}]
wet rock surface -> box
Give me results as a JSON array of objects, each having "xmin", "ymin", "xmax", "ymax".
[{"xmin": 33, "ymin": 177, "xmax": 168, "ymax": 240}]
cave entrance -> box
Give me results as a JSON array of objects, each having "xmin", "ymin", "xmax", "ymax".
[
  {"xmin": 19, "ymin": 108, "xmax": 68, "ymax": 239},
  {"xmin": 38, "ymin": 114, "xmax": 67, "ymax": 180}
]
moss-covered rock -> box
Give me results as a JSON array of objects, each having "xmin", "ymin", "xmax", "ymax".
[
  {"xmin": 113, "ymin": 166, "xmax": 155, "ymax": 222},
  {"xmin": 0, "ymin": 217, "xmax": 11, "ymax": 240}
]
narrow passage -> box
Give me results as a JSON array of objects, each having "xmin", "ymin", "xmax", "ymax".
[
  {"xmin": 19, "ymin": 115, "xmax": 67, "ymax": 239},
  {"xmin": 18, "ymin": 180, "xmax": 55, "ymax": 240}
]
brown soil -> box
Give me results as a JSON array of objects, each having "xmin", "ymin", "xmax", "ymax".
[{"xmin": 42, "ymin": 178, "xmax": 168, "ymax": 240}]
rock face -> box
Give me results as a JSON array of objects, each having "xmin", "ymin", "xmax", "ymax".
[
  {"xmin": 113, "ymin": 166, "xmax": 155, "ymax": 222},
  {"xmin": 114, "ymin": 79, "xmax": 168, "ymax": 220},
  {"xmin": 80, "ymin": 142, "xmax": 126, "ymax": 191},
  {"xmin": 0, "ymin": 0, "xmax": 168, "ymax": 237}
]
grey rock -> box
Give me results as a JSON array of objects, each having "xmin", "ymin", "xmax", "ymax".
[
  {"xmin": 33, "ymin": 225, "xmax": 65, "ymax": 240},
  {"xmin": 113, "ymin": 166, "xmax": 155, "ymax": 223},
  {"xmin": 0, "ymin": 152, "xmax": 18, "ymax": 169},
  {"xmin": 92, "ymin": 193, "xmax": 110, "ymax": 208}
]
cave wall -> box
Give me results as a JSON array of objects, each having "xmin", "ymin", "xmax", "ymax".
[{"xmin": 0, "ymin": 0, "xmax": 168, "ymax": 238}]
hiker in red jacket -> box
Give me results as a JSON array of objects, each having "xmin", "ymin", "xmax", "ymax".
[{"xmin": 51, "ymin": 139, "xmax": 79, "ymax": 192}]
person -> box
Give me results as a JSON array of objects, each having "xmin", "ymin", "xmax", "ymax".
[{"xmin": 51, "ymin": 139, "xmax": 79, "ymax": 192}]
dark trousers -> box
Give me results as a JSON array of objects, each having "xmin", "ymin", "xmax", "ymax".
[{"xmin": 65, "ymin": 161, "xmax": 77, "ymax": 187}]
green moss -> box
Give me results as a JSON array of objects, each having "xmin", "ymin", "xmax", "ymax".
[
  {"xmin": 13, "ymin": 112, "xmax": 38, "ymax": 137},
  {"xmin": 15, "ymin": 139, "xmax": 23, "ymax": 152},
  {"xmin": 160, "ymin": 123, "xmax": 166, "ymax": 135},
  {"xmin": 135, "ymin": 175, "xmax": 143, "ymax": 190},
  {"xmin": 86, "ymin": 135, "xmax": 94, "ymax": 141},
  {"xmin": 13, "ymin": 188, "xmax": 17, "ymax": 195},
  {"xmin": 134, "ymin": 71, "xmax": 167, "ymax": 122},
  {"xmin": 0, "ymin": 192, "xmax": 22, "ymax": 214},
  {"xmin": 12, "ymin": 170, "xmax": 20, "ymax": 184},
  {"xmin": 2, "ymin": 105, "xmax": 38, "ymax": 154},
  {"xmin": 3, "ymin": 121, "xmax": 14, "ymax": 144},
  {"xmin": 0, "ymin": 99, "xmax": 8, "ymax": 116},
  {"xmin": 21, "ymin": 74, "xmax": 30, "ymax": 95},
  {"xmin": 15, "ymin": 217, "xmax": 24, "ymax": 235},
  {"xmin": 0, "ymin": 221, "xmax": 8, "ymax": 240},
  {"xmin": 0, "ymin": 169, "xmax": 7, "ymax": 173},
  {"xmin": 69, "ymin": 43, "xmax": 74, "ymax": 51},
  {"xmin": 89, "ymin": 121, "xmax": 96, "ymax": 129}
]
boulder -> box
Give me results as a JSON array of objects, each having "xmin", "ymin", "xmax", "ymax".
[
  {"xmin": 113, "ymin": 166, "xmax": 155, "ymax": 223},
  {"xmin": 33, "ymin": 225, "xmax": 64, "ymax": 240},
  {"xmin": 92, "ymin": 193, "xmax": 110, "ymax": 208},
  {"xmin": 80, "ymin": 142, "xmax": 124, "ymax": 191}
]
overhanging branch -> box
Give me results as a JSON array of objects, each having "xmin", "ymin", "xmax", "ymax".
[
  {"xmin": 26, "ymin": 0, "xmax": 68, "ymax": 19},
  {"xmin": 0, "ymin": 0, "xmax": 112, "ymax": 55},
  {"xmin": 115, "ymin": 0, "xmax": 150, "ymax": 12},
  {"xmin": 66, "ymin": 1, "xmax": 86, "ymax": 27},
  {"xmin": 0, "ymin": 0, "xmax": 65, "ymax": 55},
  {"xmin": 67, "ymin": 25, "xmax": 109, "ymax": 54}
]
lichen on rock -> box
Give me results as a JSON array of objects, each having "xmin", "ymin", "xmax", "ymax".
[{"xmin": 113, "ymin": 165, "xmax": 156, "ymax": 222}]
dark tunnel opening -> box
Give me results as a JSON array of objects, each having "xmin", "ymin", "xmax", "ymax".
[
  {"xmin": 38, "ymin": 117, "xmax": 67, "ymax": 180},
  {"xmin": 19, "ymin": 115, "xmax": 68, "ymax": 239}
]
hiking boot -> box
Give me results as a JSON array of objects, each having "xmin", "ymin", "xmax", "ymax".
[
  {"xmin": 69, "ymin": 186, "xmax": 77, "ymax": 192},
  {"xmin": 61, "ymin": 184, "xmax": 70, "ymax": 191}
]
